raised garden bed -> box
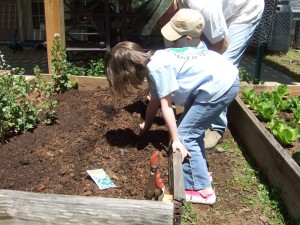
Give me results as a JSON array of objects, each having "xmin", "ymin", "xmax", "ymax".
[
  {"xmin": 0, "ymin": 76, "xmax": 186, "ymax": 225},
  {"xmin": 228, "ymin": 83, "xmax": 300, "ymax": 221},
  {"xmin": 1, "ymin": 74, "xmax": 300, "ymax": 224}
]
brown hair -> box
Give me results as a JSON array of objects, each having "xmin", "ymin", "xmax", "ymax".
[{"xmin": 105, "ymin": 41, "xmax": 152, "ymax": 96}]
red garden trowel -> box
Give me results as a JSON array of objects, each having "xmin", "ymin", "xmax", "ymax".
[{"xmin": 145, "ymin": 150, "xmax": 165, "ymax": 200}]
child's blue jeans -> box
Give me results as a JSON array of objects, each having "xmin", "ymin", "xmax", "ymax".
[{"xmin": 177, "ymin": 77, "xmax": 240, "ymax": 190}]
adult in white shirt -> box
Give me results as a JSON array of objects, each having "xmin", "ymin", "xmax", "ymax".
[{"xmin": 131, "ymin": 0, "xmax": 264, "ymax": 148}]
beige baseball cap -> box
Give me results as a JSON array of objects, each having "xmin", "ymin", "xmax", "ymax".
[{"xmin": 161, "ymin": 8, "xmax": 205, "ymax": 41}]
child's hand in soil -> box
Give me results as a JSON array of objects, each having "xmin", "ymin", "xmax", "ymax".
[{"xmin": 139, "ymin": 122, "xmax": 147, "ymax": 135}]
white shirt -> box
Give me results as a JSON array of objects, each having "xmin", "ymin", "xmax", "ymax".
[
  {"xmin": 178, "ymin": 0, "xmax": 264, "ymax": 44},
  {"xmin": 146, "ymin": 43, "xmax": 239, "ymax": 106},
  {"xmin": 222, "ymin": 0, "xmax": 265, "ymax": 27},
  {"xmin": 178, "ymin": 0, "xmax": 228, "ymax": 44}
]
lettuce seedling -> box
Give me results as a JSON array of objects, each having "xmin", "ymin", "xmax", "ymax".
[
  {"xmin": 242, "ymin": 87, "xmax": 256, "ymax": 106},
  {"xmin": 256, "ymin": 101, "xmax": 278, "ymax": 122},
  {"xmin": 267, "ymin": 119, "xmax": 300, "ymax": 145},
  {"xmin": 272, "ymin": 84, "xmax": 290, "ymax": 98}
]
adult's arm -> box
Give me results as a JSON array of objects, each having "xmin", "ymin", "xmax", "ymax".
[
  {"xmin": 184, "ymin": 0, "xmax": 229, "ymax": 54},
  {"xmin": 206, "ymin": 36, "xmax": 229, "ymax": 54}
]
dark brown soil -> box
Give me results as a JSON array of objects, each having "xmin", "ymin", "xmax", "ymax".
[
  {"xmin": 0, "ymin": 83, "xmax": 296, "ymax": 224},
  {"xmin": 0, "ymin": 87, "xmax": 170, "ymax": 199}
]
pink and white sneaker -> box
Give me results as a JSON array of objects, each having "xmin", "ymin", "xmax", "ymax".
[{"xmin": 185, "ymin": 189, "xmax": 216, "ymax": 205}]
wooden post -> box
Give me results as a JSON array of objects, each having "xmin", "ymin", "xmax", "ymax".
[{"xmin": 44, "ymin": 0, "xmax": 65, "ymax": 73}]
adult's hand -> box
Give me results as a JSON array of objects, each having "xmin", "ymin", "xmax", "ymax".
[{"xmin": 208, "ymin": 37, "xmax": 229, "ymax": 54}]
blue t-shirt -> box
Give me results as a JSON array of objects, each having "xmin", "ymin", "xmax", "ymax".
[{"xmin": 146, "ymin": 42, "xmax": 238, "ymax": 106}]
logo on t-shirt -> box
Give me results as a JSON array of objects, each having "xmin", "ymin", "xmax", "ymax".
[{"xmin": 168, "ymin": 47, "xmax": 209, "ymax": 60}]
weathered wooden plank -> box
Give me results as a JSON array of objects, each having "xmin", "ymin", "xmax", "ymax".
[
  {"xmin": 169, "ymin": 149, "xmax": 185, "ymax": 225},
  {"xmin": 0, "ymin": 189, "xmax": 173, "ymax": 225},
  {"xmin": 66, "ymin": 47, "xmax": 107, "ymax": 52},
  {"xmin": 240, "ymin": 82, "xmax": 300, "ymax": 96},
  {"xmin": 0, "ymin": 70, "xmax": 10, "ymax": 75},
  {"xmin": 172, "ymin": 151, "xmax": 185, "ymax": 203},
  {"xmin": 29, "ymin": 75, "xmax": 109, "ymax": 91},
  {"xmin": 228, "ymin": 96, "xmax": 300, "ymax": 221}
]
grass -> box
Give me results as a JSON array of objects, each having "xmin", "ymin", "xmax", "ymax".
[
  {"xmin": 234, "ymin": 149, "xmax": 289, "ymax": 225},
  {"xmin": 182, "ymin": 139, "xmax": 297, "ymax": 225},
  {"xmin": 182, "ymin": 202, "xmax": 199, "ymax": 225},
  {"xmin": 263, "ymin": 48, "xmax": 300, "ymax": 82}
]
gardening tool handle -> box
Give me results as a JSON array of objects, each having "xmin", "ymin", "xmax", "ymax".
[{"xmin": 145, "ymin": 167, "xmax": 157, "ymax": 199}]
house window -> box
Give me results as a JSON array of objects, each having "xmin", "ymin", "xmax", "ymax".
[{"xmin": 31, "ymin": 0, "xmax": 45, "ymax": 30}]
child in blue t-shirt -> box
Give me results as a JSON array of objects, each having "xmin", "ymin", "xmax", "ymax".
[{"xmin": 105, "ymin": 9, "xmax": 239, "ymax": 204}]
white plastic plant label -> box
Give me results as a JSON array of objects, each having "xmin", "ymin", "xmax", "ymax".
[{"xmin": 86, "ymin": 169, "xmax": 116, "ymax": 190}]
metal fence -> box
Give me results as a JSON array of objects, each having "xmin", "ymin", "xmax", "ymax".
[
  {"xmin": 291, "ymin": 11, "xmax": 300, "ymax": 49},
  {"xmin": 249, "ymin": 0, "xmax": 277, "ymax": 47},
  {"xmin": 249, "ymin": 0, "xmax": 300, "ymax": 50}
]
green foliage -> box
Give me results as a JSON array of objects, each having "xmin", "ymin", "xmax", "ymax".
[
  {"xmin": 66, "ymin": 65, "xmax": 86, "ymax": 76},
  {"xmin": 182, "ymin": 202, "xmax": 199, "ymax": 225},
  {"xmin": 241, "ymin": 87, "xmax": 257, "ymax": 106},
  {"xmin": 0, "ymin": 34, "xmax": 105, "ymax": 142},
  {"xmin": 13, "ymin": 75, "xmax": 40, "ymax": 132},
  {"xmin": 264, "ymin": 48, "xmax": 300, "ymax": 82},
  {"xmin": 272, "ymin": 84, "xmax": 290, "ymax": 98},
  {"xmin": 287, "ymin": 96, "xmax": 300, "ymax": 111},
  {"xmin": 51, "ymin": 34, "xmax": 78, "ymax": 93},
  {"xmin": 242, "ymin": 85, "xmax": 300, "ymax": 146},
  {"xmin": 235, "ymin": 146, "xmax": 295, "ymax": 225},
  {"xmin": 256, "ymin": 101, "xmax": 278, "ymax": 122},
  {"xmin": 239, "ymin": 67, "xmax": 265, "ymax": 84},
  {"xmin": 33, "ymin": 66, "xmax": 58, "ymax": 125},
  {"xmin": 0, "ymin": 50, "xmax": 61, "ymax": 141},
  {"xmin": 50, "ymin": 35, "xmax": 105, "ymax": 79},
  {"xmin": 267, "ymin": 119, "xmax": 300, "ymax": 145},
  {"xmin": 0, "ymin": 74, "xmax": 40, "ymax": 140},
  {"xmin": 239, "ymin": 67, "xmax": 255, "ymax": 84},
  {"xmin": 86, "ymin": 59, "xmax": 105, "ymax": 77}
]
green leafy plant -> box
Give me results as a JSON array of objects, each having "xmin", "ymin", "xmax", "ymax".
[
  {"xmin": 13, "ymin": 75, "xmax": 41, "ymax": 132},
  {"xmin": 239, "ymin": 67, "xmax": 265, "ymax": 84},
  {"xmin": 51, "ymin": 34, "xmax": 78, "ymax": 93},
  {"xmin": 241, "ymin": 87, "xmax": 257, "ymax": 106},
  {"xmin": 86, "ymin": 59, "xmax": 105, "ymax": 77},
  {"xmin": 50, "ymin": 34, "xmax": 105, "ymax": 80},
  {"xmin": 287, "ymin": 96, "xmax": 300, "ymax": 111},
  {"xmin": 239, "ymin": 67, "xmax": 255, "ymax": 84},
  {"xmin": 0, "ymin": 55, "xmax": 59, "ymax": 142},
  {"xmin": 256, "ymin": 101, "xmax": 278, "ymax": 122},
  {"xmin": 267, "ymin": 119, "xmax": 300, "ymax": 146},
  {"xmin": 0, "ymin": 73, "xmax": 40, "ymax": 140},
  {"xmin": 272, "ymin": 84, "xmax": 290, "ymax": 98},
  {"xmin": 242, "ymin": 84, "xmax": 300, "ymax": 146},
  {"xmin": 33, "ymin": 66, "xmax": 57, "ymax": 125},
  {"xmin": 67, "ymin": 65, "xmax": 86, "ymax": 76}
]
